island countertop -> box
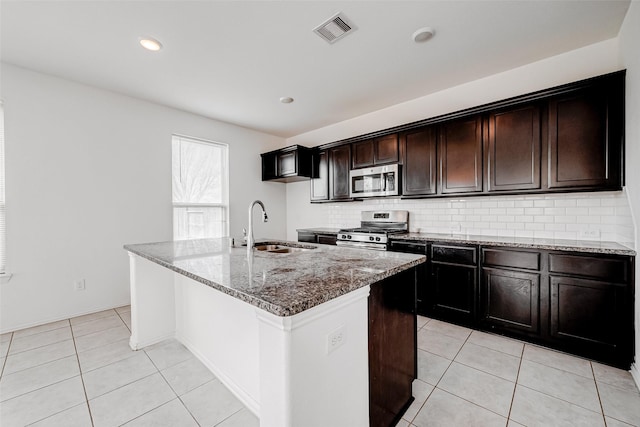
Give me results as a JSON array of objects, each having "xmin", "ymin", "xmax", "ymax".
[{"xmin": 124, "ymin": 238, "xmax": 425, "ymax": 317}]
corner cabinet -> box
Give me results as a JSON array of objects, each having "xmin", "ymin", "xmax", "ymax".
[
  {"xmin": 261, "ymin": 145, "xmax": 315, "ymax": 183},
  {"xmin": 547, "ymin": 78, "xmax": 624, "ymax": 190}
]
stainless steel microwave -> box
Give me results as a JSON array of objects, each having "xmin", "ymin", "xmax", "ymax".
[{"xmin": 349, "ymin": 164, "xmax": 400, "ymax": 198}]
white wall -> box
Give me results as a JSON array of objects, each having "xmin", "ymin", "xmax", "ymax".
[
  {"xmin": 0, "ymin": 63, "xmax": 287, "ymax": 333},
  {"xmin": 285, "ymin": 38, "xmax": 631, "ymax": 242},
  {"xmin": 619, "ymin": 1, "xmax": 640, "ymax": 381}
]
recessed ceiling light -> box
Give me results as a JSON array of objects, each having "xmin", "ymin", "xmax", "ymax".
[
  {"xmin": 279, "ymin": 97, "xmax": 294, "ymax": 104},
  {"xmin": 412, "ymin": 27, "xmax": 435, "ymax": 43},
  {"xmin": 139, "ymin": 37, "xmax": 162, "ymax": 51}
]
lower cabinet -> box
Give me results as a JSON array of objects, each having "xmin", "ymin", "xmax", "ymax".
[
  {"xmin": 478, "ymin": 247, "xmax": 634, "ymax": 368},
  {"xmin": 297, "ymin": 231, "xmax": 337, "ymax": 245},
  {"xmin": 391, "ymin": 240, "xmax": 634, "ymax": 368},
  {"xmin": 428, "ymin": 243, "xmax": 478, "ymax": 326}
]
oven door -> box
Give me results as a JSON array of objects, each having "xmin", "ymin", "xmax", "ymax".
[
  {"xmin": 336, "ymin": 240, "xmax": 388, "ymax": 251},
  {"xmin": 349, "ymin": 164, "xmax": 399, "ymax": 198}
]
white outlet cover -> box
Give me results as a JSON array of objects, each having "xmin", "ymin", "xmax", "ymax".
[{"xmin": 327, "ymin": 325, "xmax": 346, "ymax": 354}]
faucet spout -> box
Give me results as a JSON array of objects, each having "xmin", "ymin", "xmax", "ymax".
[{"xmin": 247, "ymin": 200, "xmax": 268, "ymax": 250}]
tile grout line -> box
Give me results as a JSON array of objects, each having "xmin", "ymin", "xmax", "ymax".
[
  {"xmin": 70, "ymin": 317, "xmax": 96, "ymax": 427},
  {"xmin": 591, "ymin": 362, "xmax": 609, "ymax": 426},
  {"xmin": 115, "ymin": 309, "xmax": 131, "ymax": 333},
  {"xmin": 0, "ymin": 332, "xmax": 13, "ymax": 378},
  {"xmin": 505, "ymin": 340, "xmax": 526, "ymax": 425}
]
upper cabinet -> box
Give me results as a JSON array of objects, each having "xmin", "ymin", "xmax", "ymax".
[
  {"xmin": 264, "ymin": 71, "xmax": 625, "ymax": 200},
  {"xmin": 351, "ymin": 134, "xmax": 399, "ymax": 169},
  {"xmin": 547, "ymin": 78, "xmax": 624, "ymax": 190},
  {"xmin": 329, "ymin": 145, "xmax": 352, "ymax": 201},
  {"xmin": 402, "ymin": 127, "xmax": 437, "ymax": 196},
  {"xmin": 486, "ymin": 103, "xmax": 542, "ymax": 192},
  {"xmin": 439, "ymin": 115, "xmax": 484, "ymax": 194},
  {"xmin": 261, "ymin": 145, "xmax": 315, "ymax": 183},
  {"xmin": 310, "ymin": 149, "xmax": 329, "ymax": 202}
]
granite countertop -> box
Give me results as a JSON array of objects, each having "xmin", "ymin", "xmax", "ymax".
[
  {"xmin": 296, "ymin": 227, "xmax": 341, "ymax": 235},
  {"xmin": 124, "ymin": 238, "xmax": 425, "ymax": 317},
  {"xmin": 391, "ymin": 233, "xmax": 636, "ymax": 256}
]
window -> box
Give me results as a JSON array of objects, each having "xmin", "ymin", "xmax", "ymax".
[
  {"xmin": 0, "ymin": 102, "xmax": 5, "ymax": 274},
  {"xmin": 172, "ymin": 135, "xmax": 228, "ymax": 240}
]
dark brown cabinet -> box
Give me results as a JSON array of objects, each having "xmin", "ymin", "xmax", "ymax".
[
  {"xmin": 297, "ymin": 231, "xmax": 337, "ymax": 245},
  {"xmin": 329, "ymin": 145, "xmax": 352, "ymax": 200},
  {"xmin": 438, "ymin": 116, "xmax": 483, "ymax": 194},
  {"xmin": 547, "ymin": 79, "xmax": 624, "ymax": 190},
  {"xmin": 548, "ymin": 253, "xmax": 633, "ymax": 365},
  {"xmin": 389, "ymin": 240, "xmax": 428, "ymax": 315},
  {"xmin": 480, "ymin": 248, "xmax": 542, "ymax": 336},
  {"xmin": 261, "ymin": 145, "xmax": 315, "ymax": 183},
  {"xmin": 352, "ymin": 134, "xmax": 399, "ymax": 169},
  {"xmin": 487, "ymin": 104, "xmax": 542, "ymax": 192},
  {"xmin": 402, "ymin": 127, "xmax": 437, "ymax": 196},
  {"xmin": 428, "ymin": 243, "xmax": 478, "ymax": 325},
  {"xmin": 310, "ymin": 150, "xmax": 329, "ymax": 201},
  {"xmin": 369, "ymin": 267, "xmax": 416, "ymax": 427}
]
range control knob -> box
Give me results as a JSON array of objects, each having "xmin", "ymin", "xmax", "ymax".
[
  {"xmin": 369, "ymin": 236, "xmax": 375, "ymax": 241},
  {"xmin": 376, "ymin": 237, "xmax": 381, "ymax": 242},
  {"xmin": 347, "ymin": 235, "xmax": 352, "ymax": 239}
]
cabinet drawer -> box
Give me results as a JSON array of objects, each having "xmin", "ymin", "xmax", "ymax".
[
  {"xmin": 549, "ymin": 254, "xmax": 630, "ymax": 283},
  {"xmin": 431, "ymin": 244, "xmax": 477, "ymax": 265},
  {"xmin": 317, "ymin": 234, "xmax": 337, "ymax": 245},
  {"xmin": 483, "ymin": 248, "xmax": 540, "ymax": 271}
]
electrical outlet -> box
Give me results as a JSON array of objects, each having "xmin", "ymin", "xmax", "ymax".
[
  {"xmin": 73, "ymin": 279, "xmax": 86, "ymax": 291},
  {"xmin": 327, "ymin": 325, "xmax": 346, "ymax": 354}
]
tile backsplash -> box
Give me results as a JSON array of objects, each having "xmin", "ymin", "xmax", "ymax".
[{"xmin": 319, "ymin": 190, "xmax": 635, "ymax": 248}]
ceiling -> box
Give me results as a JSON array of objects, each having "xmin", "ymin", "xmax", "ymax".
[{"xmin": 0, "ymin": 1, "xmax": 631, "ymax": 138}]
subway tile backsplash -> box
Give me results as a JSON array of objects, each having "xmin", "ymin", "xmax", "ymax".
[{"xmin": 318, "ymin": 190, "xmax": 635, "ymax": 248}]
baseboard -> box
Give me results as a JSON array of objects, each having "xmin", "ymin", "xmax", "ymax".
[
  {"xmin": 178, "ymin": 335, "xmax": 260, "ymax": 417},
  {"xmin": 0, "ymin": 301, "xmax": 131, "ymax": 334},
  {"xmin": 631, "ymin": 363, "xmax": 640, "ymax": 391}
]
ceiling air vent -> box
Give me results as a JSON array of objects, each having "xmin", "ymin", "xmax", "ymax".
[{"xmin": 313, "ymin": 12, "xmax": 357, "ymax": 44}]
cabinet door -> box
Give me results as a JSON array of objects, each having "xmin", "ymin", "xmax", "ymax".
[
  {"xmin": 317, "ymin": 234, "xmax": 337, "ymax": 245},
  {"xmin": 261, "ymin": 152, "xmax": 277, "ymax": 181},
  {"xmin": 352, "ymin": 140, "xmax": 374, "ymax": 169},
  {"xmin": 547, "ymin": 83, "xmax": 622, "ymax": 189},
  {"xmin": 402, "ymin": 127, "xmax": 437, "ymax": 196},
  {"xmin": 374, "ymin": 134, "xmax": 399, "ymax": 165},
  {"xmin": 277, "ymin": 151, "xmax": 296, "ymax": 176},
  {"xmin": 329, "ymin": 145, "xmax": 351, "ymax": 200},
  {"xmin": 549, "ymin": 275, "xmax": 629, "ymax": 362},
  {"xmin": 430, "ymin": 263, "xmax": 477, "ymax": 324},
  {"xmin": 487, "ymin": 105, "xmax": 541, "ymax": 191},
  {"xmin": 481, "ymin": 268, "xmax": 540, "ymax": 334},
  {"xmin": 439, "ymin": 116, "xmax": 483, "ymax": 194},
  {"xmin": 310, "ymin": 150, "xmax": 329, "ymax": 201}
]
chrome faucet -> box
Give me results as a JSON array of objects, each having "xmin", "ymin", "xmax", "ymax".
[{"xmin": 247, "ymin": 200, "xmax": 268, "ymax": 249}]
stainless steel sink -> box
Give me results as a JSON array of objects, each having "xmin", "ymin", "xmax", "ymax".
[{"xmin": 254, "ymin": 244, "xmax": 316, "ymax": 253}]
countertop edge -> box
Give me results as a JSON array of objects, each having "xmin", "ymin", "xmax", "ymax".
[{"xmin": 124, "ymin": 243, "xmax": 426, "ymax": 317}]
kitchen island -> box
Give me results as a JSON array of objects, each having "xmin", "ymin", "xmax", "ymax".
[{"xmin": 124, "ymin": 238, "xmax": 425, "ymax": 427}]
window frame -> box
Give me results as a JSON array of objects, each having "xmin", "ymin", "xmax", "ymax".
[{"xmin": 171, "ymin": 134, "xmax": 229, "ymax": 240}]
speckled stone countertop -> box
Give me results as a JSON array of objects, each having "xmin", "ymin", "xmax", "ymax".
[
  {"xmin": 391, "ymin": 233, "xmax": 636, "ymax": 256},
  {"xmin": 296, "ymin": 227, "xmax": 341, "ymax": 235},
  {"xmin": 124, "ymin": 238, "xmax": 425, "ymax": 317}
]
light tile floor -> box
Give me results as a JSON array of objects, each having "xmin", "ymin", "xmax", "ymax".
[
  {"xmin": 406, "ymin": 316, "xmax": 640, "ymax": 427},
  {"xmin": 1, "ymin": 309, "xmax": 639, "ymax": 426},
  {"xmin": 0, "ymin": 306, "xmax": 258, "ymax": 427}
]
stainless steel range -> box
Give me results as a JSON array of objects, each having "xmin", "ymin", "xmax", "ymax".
[{"xmin": 337, "ymin": 210, "xmax": 409, "ymax": 251}]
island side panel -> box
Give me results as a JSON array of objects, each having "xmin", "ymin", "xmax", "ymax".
[
  {"xmin": 369, "ymin": 267, "xmax": 417, "ymax": 427},
  {"xmin": 256, "ymin": 286, "xmax": 371, "ymax": 427},
  {"xmin": 128, "ymin": 253, "xmax": 177, "ymax": 349},
  {"xmin": 174, "ymin": 273, "xmax": 261, "ymax": 415}
]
